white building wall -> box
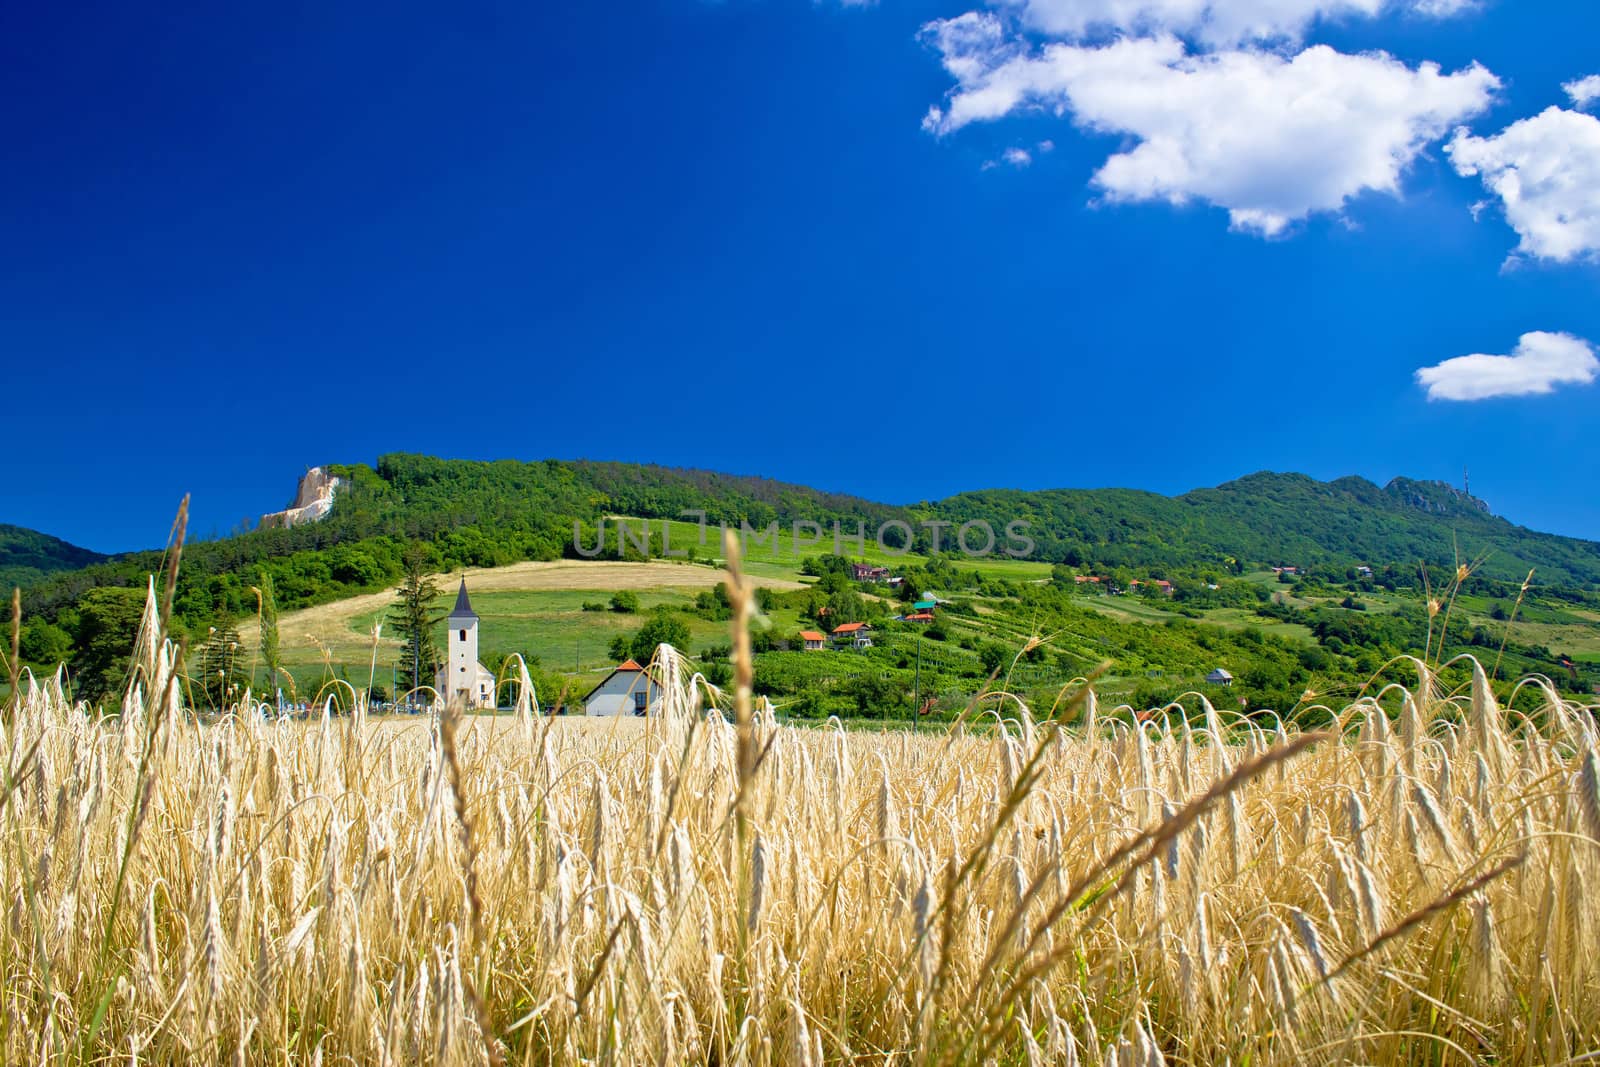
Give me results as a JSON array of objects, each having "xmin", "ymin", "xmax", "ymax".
[{"xmin": 585, "ymin": 672, "xmax": 663, "ymax": 716}]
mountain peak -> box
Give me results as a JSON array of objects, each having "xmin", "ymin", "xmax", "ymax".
[{"xmin": 1383, "ymin": 477, "xmax": 1492, "ymax": 520}]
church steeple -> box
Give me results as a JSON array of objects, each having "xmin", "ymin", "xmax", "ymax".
[{"xmin": 449, "ymin": 578, "xmax": 478, "ymax": 621}]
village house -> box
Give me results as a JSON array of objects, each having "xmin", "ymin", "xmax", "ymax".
[
  {"xmin": 1129, "ymin": 579, "xmax": 1176, "ymax": 597},
  {"xmin": 584, "ymin": 659, "xmax": 665, "ymax": 716},
  {"xmin": 1206, "ymin": 668, "xmax": 1235, "ymax": 686},
  {"xmin": 799, "ymin": 630, "xmax": 826, "ymax": 651},
  {"xmin": 1355, "ymin": 565, "xmax": 1374, "ymax": 578},
  {"xmin": 434, "ymin": 580, "xmax": 497, "ymax": 709},
  {"xmin": 851, "ymin": 562, "xmax": 891, "ymax": 583},
  {"xmin": 904, "ymin": 612, "xmax": 934, "ymax": 623},
  {"xmin": 832, "ymin": 621, "xmax": 873, "ymax": 649}
]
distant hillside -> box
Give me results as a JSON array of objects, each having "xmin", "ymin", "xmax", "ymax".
[
  {"xmin": 17, "ymin": 456, "xmax": 1600, "ymax": 634},
  {"xmin": 0, "ymin": 524, "xmax": 108, "ymax": 592},
  {"xmin": 933, "ymin": 471, "xmax": 1600, "ymax": 585}
]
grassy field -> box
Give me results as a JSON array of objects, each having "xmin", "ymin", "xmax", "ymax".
[
  {"xmin": 256, "ymin": 544, "xmax": 1058, "ymax": 700},
  {"xmin": 7, "ymin": 592, "xmax": 1600, "ymax": 1065},
  {"xmin": 261, "ymin": 559, "xmax": 806, "ymax": 695},
  {"xmin": 622, "ymin": 517, "xmax": 1054, "ymax": 584}
]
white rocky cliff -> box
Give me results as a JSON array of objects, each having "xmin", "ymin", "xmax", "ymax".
[{"xmin": 259, "ymin": 467, "xmax": 343, "ymax": 529}]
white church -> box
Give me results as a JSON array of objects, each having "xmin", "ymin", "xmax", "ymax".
[{"xmin": 435, "ymin": 579, "xmax": 497, "ymax": 708}]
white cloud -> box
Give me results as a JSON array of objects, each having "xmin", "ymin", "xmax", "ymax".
[
  {"xmin": 998, "ymin": 0, "xmax": 1470, "ymax": 47},
  {"xmin": 922, "ymin": 19, "xmax": 1498, "ymax": 234},
  {"xmin": 1565, "ymin": 74, "xmax": 1600, "ymax": 111},
  {"xmin": 1447, "ymin": 106, "xmax": 1600, "ymax": 263},
  {"xmin": 1415, "ymin": 332, "xmax": 1599, "ymax": 401},
  {"xmin": 1002, "ymin": 146, "xmax": 1034, "ymax": 165}
]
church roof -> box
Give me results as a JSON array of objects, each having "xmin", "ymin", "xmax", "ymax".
[{"xmin": 448, "ymin": 579, "xmax": 478, "ymax": 621}]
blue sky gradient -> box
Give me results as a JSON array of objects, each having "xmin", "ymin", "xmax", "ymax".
[{"xmin": 3, "ymin": 0, "xmax": 1597, "ymax": 552}]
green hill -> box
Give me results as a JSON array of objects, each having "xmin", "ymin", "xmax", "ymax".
[
  {"xmin": 0, "ymin": 524, "xmax": 108, "ymax": 592},
  {"xmin": 10, "ymin": 454, "xmax": 1599, "ymax": 709},
  {"xmin": 13, "ymin": 454, "xmax": 1600, "ymax": 660},
  {"xmin": 934, "ymin": 471, "xmax": 1600, "ymax": 585}
]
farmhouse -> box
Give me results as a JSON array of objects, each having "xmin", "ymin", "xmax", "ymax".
[
  {"xmin": 434, "ymin": 580, "xmax": 497, "ymax": 709},
  {"xmin": 584, "ymin": 659, "xmax": 665, "ymax": 716},
  {"xmin": 799, "ymin": 630, "xmax": 826, "ymax": 651},
  {"xmin": 1207, "ymin": 668, "xmax": 1235, "ymax": 686},
  {"xmin": 904, "ymin": 612, "xmax": 934, "ymax": 623},
  {"xmin": 1128, "ymin": 579, "xmax": 1176, "ymax": 597},
  {"xmin": 832, "ymin": 621, "xmax": 873, "ymax": 649},
  {"xmin": 851, "ymin": 563, "xmax": 891, "ymax": 583}
]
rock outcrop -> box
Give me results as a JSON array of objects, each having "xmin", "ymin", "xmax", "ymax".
[
  {"xmin": 260, "ymin": 467, "xmax": 343, "ymax": 529},
  {"xmin": 1383, "ymin": 477, "xmax": 1491, "ymax": 519}
]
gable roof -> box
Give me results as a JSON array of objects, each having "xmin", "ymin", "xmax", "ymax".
[
  {"xmin": 449, "ymin": 579, "xmax": 478, "ymax": 621},
  {"xmin": 832, "ymin": 622, "xmax": 867, "ymax": 634},
  {"xmin": 582, "ymin": 660, "xmax": 656, "ymax": 703},
  {"xmin": 905, "ymin": 612, "xmax": 934, "ymax": 622},
  {"xmin": 798, "ymin": 630, "xmax": 825, "ymax": 642}
]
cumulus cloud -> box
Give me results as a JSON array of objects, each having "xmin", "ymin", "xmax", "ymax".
[
  {"xmin": 1447, "ymin": 106, "xmax": 1600, "ymax": 263},
  {"xmin": 1002, "ymin": 146, "xmax": 1033, "ymax": 165},
  {"xmin": 998, "ymin": 0, "xmax": 1470, "ymax": 47},
  {"xmin": 922, "ymin": 19, "xmax": 1498, "ymax": 234},
  {"xmin": 1565, "ymin": 74, "xmax": 1600, "ymax": 111},
  {"xmin": 1415, "ymin": 331, "xmax": 1599, "ymax": 401}
]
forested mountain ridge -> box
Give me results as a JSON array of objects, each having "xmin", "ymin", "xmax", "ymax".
[
  {"xmin": 10, "ymin": 455, "xmax": 1600, "ymax": 634},
  {"xmin": 931, "ymin": 471, "xmax": 1598, "ymax": 585},
  {"xmin": 0, "ymin": 524, "xmax": 108, "ymax": 592}
]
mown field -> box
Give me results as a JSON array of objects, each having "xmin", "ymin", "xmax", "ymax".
[{"xmin": 5, "ymin": 581, "xmax": 1600, "ymax": 1065}]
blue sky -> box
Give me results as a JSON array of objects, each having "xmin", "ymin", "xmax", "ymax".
[{"xmin": 3, "ymin": 0, "xmax": 1597, "ymax": 553}]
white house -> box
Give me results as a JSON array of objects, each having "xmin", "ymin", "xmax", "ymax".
[
  {"xmin": 584, "ymin": 659, "xmax": 665, "ymax": 716},
  {"xmin": 832, "ymin": 622, "xmax": 872, "ymax": 649},
  {"xmin": 435, "ymin": 580, "xmax": 497, "ymax": 708},
  {"xmin": 1206, "ymin": 668, "xmax": 1234, "ymax": 686}
]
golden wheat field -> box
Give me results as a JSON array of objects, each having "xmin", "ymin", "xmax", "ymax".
[{"xmin": 5, "ymin": 577, "xmax": 1600, "ymax": 1065}]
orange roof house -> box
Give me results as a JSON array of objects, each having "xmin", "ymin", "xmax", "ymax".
[{"xmin": 831, "ymin": 621, "xmax": 873, "ymax": 649}]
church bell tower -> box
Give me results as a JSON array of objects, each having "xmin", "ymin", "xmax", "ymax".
[{"xmin": 446, "ymin": 579, "xmax": 480, "ymax": 705}]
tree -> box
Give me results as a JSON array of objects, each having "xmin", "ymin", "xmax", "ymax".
[
  {"xmin": 826, "ymin": 589, "xmax": 864, "ymax": 625},
  {"xmin": 194, "ymin": 622, "xmax": 249, "ymax": 708},
  {"xmin": 388, "ymin": 545, "xmax": 442, "ymax": 698},
  {"xmin": 255, "ymin": 571, "xmax": 283, "ymax": 698},
  {"xmin": 73, "ymin": 586, "xmax": 148, "ymax": 704},
  {"xmin": 626, "ymin": 610, "xmax": 692, "ymax": 663},
  {"xmin": 19, "ymin": 619, "xmax": 71, "ymax": 666},
  {"xmin": 610, "ymin": 591, "xmax": 640, "ymax": 614}
]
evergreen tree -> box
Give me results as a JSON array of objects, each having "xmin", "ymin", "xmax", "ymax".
[
  {"xmin": 255, "ymin": 571, "xmax": 283, "ymax": 700},
  {"xmin": 195, "ymin": 622, "xmax": 248, "ymax": 708},
  {"xmin": 389, "ymin": 545, "xmax": 442, "ymax": 697}
]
